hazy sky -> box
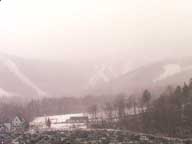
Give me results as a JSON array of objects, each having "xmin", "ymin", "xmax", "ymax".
[{"xmin": 0, "ymin": 0, "xmax": 192, "ymax": 63}]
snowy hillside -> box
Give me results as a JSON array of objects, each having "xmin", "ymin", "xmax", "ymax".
[
  {"xmin": 0, "ymin": 54, "xmax": 46, "ymax": 97},
  {"xmin": 154, "ymin": 64, "xmax": 192, "ymax": 83},
  {"xmin": 87, "ymin": 62, "xmax": 131, "ymax": 89},
  {"xmin": 154, "ymin": 64, "xmax": 181, "ymax": 82},
  {"xmin": 3, "ymin": 58, "xmax": 46, "ymax": 97},
  {"xmin": 0, "ymin": 54, "xmax": 192, "ymax": 99},
  {"xmin": 88, "ymin": 64, "xmax": 118, "ymax": 88},
  {"xmin": 89, "ymin": 57, "xmax": 192, "ymax": 96}
]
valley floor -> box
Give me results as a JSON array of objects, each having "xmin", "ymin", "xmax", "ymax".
[{"xmin": 1, "ymin": 129, "xmax": 192, "ymax": 144}]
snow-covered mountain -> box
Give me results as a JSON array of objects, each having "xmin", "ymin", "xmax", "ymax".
[
  {"xmin": 87, "ymin": 63, "xmax": 130, "ymax": 89},
  {"xmin": 1, "ymin": 53, "xmax": 192, "ymax": 99},
  {"xmin": 0, "ymin": 54, "xmax": 46, "ymax": 97},
  {"xmin": 0, "ymin": 54, "xmax": 47, "ymax": 98},
  {"xmin": 0, "ymin": 54, "xmax": 130, "ymax": 99},
  {"xmin": 89, "ymin": 57, "xmax": 192, "ymax": 96}
]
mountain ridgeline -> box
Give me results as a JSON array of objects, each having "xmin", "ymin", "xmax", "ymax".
[
  {"xmin": 0, "ymin": 54, "xmax": 192, "ymax": 100},
  {"xmin": 89, "ymin": 57, "xmax": 192, "ymax": 97}
]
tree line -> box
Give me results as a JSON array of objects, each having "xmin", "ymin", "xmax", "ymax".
[
  {"xmin": 1, "ymin": 78, "xmax": 192, "ymax": 138},
  {"xmin": 87, "ymin": 79, "xmax": 192, "ymax": 138},
  {"xmin": 0, "ymin": 93, "xmax": 118, "ymax": 123}
]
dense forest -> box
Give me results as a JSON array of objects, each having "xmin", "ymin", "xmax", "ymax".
[
  {"xmin": 1, "ymin": 79, "xmax": 192, "ymax": 138},
  {"xmin": 88, "ymin": 78, "xmax": 192, "ymax": 138}
]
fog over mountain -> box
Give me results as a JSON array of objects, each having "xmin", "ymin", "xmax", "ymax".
[
  {"xmin": 2, "ymin": 0, "xmax": 192, "ymax": 141},
  {"xmin": 0, "ymin": 53, "xmax": 133, "ymax": 98},
  {"xmin": 0, "ymin": 53, "xmax": 191, "ymax": 100},
  {"xmin": 89, "ymin": 56, "xmax": 192, "ymax": 96},
  {"xmin": 1, "ymin": 0, "xmax": 192, "ymax": 99}
]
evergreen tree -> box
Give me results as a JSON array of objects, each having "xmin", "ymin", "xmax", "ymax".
[
  {"xmin": 127, "ymin": 95, "xmax": 137, "ymax": 115},
  {"xmin": 46, "ymin": 117, "xmax": 51, "ymax": 128},
  {"xmin": 174, "ymin": 86, "xmax": 182, "ymax": 107},
  {"xmin": 141, "ymin": 89, "xmax": 151, "ymax": 109},
  {"xmin": 183, "ymin": 82, "xmax": 189, "ymax": 104}
]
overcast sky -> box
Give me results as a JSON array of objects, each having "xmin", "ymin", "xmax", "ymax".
[{"xmin": 0, "ymin": 0, "xmax": 192, "ymax": 64}]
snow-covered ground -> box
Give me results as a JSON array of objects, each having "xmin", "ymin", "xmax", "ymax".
[
  {"xmin": 154, "ymin": 64, "xmax": 181, "ymax": 82},
  {"xmin": 30, "ymin": 113, "xmax": 88, "ymax": 130},
  {"xmin": 4, "ymin": 59, "xmax": 47, "ymax": 97},
  {"xmin": 0, "ymin": 54, "xmax": 46, "ymax": 97},
  {"xmin": 154, "ymin": 64, "xmax": 192, "ymax": 83},
  {"xmin": 0, "ymin": 88, "xmax": 12, "ymax": 97}
]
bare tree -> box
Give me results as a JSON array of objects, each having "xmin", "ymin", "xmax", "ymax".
[
  {"xmin": 88, "ymin": 104, "xmax": 98, "ymax": 122},
  {"xmin": 103, "ymin": 102, "xmax": 114, "ymax": 122},
  {"xmin": 114, "ymin": 94, "xmax": 126, "ymax": 121},
  {"xmin": 141, "ymin": 89, "xmax": 151, "ymax": 111},
  {"xmin": 127, "ymin": 95, "xmax": 138, "ymax": 115}
]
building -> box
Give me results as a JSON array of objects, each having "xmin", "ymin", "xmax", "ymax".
[
  {"xmin": 0, "ymin": 115, "xmax": 27, "ymax": 133},
  {"xmin": 12, "ymin": 116, "xmax": 25, "ymax": 127},
  {"xmin": 66, "ymin": 116, "xmax": 89, "ymax": 129},
  {"xmin": 68, "ymin": 116, "xmax": 89, "ymax": 123},
  {"xmin": 4, "ymin": 123, "xmax": 11, "ymax": 132},
  {"xmin": 11, "ymin": 115, "xmax": 27, "ymax": 132}
]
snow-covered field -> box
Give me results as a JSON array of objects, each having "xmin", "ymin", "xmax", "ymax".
[{"xmin": 30, "ymin": 113, "xmax": 88, "ymax": 130}]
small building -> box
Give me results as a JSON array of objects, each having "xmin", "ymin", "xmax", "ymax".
[
  {"xmin": 0, "ymin": 115, "xmax": 27, "ymax": 133},
  {"xmin": 4, "ymin": 123, "xmax": 11, "ymax": 132},
  {"xmin": 0, "ymin": 124, "xmax": 6, "ymax": 133},
  {"xmin": 66, "ymin": 116, "xmax": 89, "ymax": 129},
  {"xmin": 11, "ymin": 115, "xmax": 27, "ymax": 132},
  {"xmin": 12, "ymin": 116, "xmax": 25, "ymax": 127},
  {"xmin": 68, "ymin": 116, "xmax": 89, "ymax": 123}
]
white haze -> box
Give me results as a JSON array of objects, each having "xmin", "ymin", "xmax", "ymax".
[{"xmin": 0, "ymin": 0, "xmax": 192, "ymax": 68}]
